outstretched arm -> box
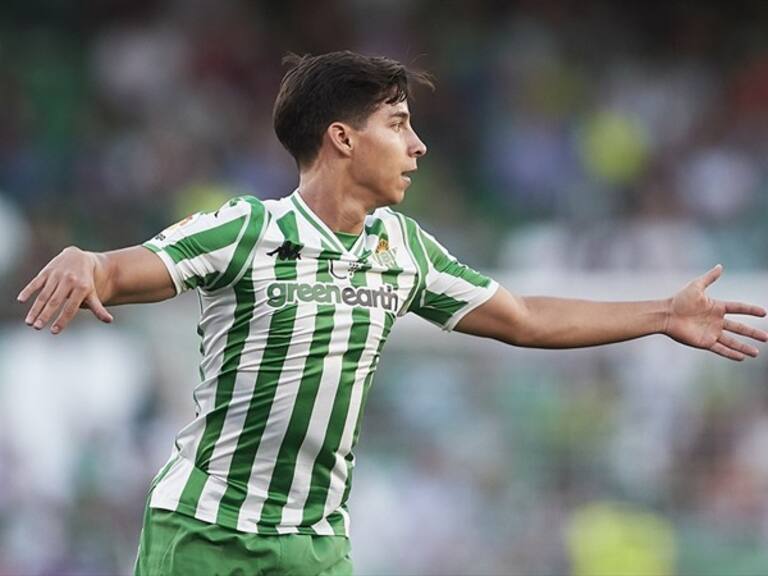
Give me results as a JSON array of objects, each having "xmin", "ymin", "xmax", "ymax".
[
  {"xmin": 455, "ymin": 265, "xmax": 767, "ymax": 361},
  {"xmin": 17, "ymin": 246, "xmax": 175, "ymax": 334}
]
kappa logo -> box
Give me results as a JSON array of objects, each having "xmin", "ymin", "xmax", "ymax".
[{"xmin": 268, "ymin": 241, "xmax": 304, "ymax": 261}]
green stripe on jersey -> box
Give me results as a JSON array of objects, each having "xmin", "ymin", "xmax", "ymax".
[
  {"xmin": 401, "ymin": 215, "xmax": 429, "ymax": 312},
  {"xmin": 415, "ymin": 290, "xmax": 466, "ymax": 326},
  {"xmin": 350, "ymin": 262, "xmax": 400, "ymax": 451},
  {"xmin": 325, "ymin": 268, "xmax": 399, "ymax": 530},
  {"xmin": 300, "ymin": 265, "xmax": 371, "ymax": 530},
  {"xmin": 364, "ymin": 218, "xmax": 386, "ymax": 239},
  {"xmin": 217, "ymin": 212, "xmax": 301, "ymax": 526},
  {"xmin": 208, "ymin": 200, "xmax": 269, "ymax": 291},
  {"xmin": 274, "ymin": 211, "xmax": 301, "ymax": 246},
  {"xmin": 255, "ymin": 251, "xmax": 337, "ymax": 530},
  {"xmin": 385, "ymin": 210, "xmax": 419, "ymax": 314},
  {"xmin": 177, "ymin": 265, "xmax": 257, "ymax": 509},
  {"xmin": 165, "ymin": 216, "xmax": 247, "ymax": 264},
  {"xmin": 419, "ymin": 230, "xmax": 491, "ymax": 288},
  {"xmin": 325, "ymin": 311, "xmax": 395, "ymax": 532},
  {"xmin": 183, "ymin": 272, "xmax": 220, "ymax": 291}
]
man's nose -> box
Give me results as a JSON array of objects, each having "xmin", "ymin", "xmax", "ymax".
[{"xmin": 410, "ymin": 132, "xmax": 427, "ymax": 157}]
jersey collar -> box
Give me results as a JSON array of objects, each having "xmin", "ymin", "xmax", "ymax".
[{"xmin": 290, "ymin": 191, "xmax": 367, "ymax": 258}]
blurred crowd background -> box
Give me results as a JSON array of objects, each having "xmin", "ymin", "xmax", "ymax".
[{"xmin": 2, "ymin": 0, "xmax": 768, "ymax": 574}]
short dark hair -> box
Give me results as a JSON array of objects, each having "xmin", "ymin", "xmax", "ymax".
[{"xmin": 273, "ymin": 51, "xmax": 434, "ymax": 167}]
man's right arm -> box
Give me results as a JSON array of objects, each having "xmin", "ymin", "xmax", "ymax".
[
  {"xmin": 17, "ymin": 245, "xmax": 175, "ymax": 334},
  {"xmin": 19, "ymin": 195, "xmax": 269, "ymax": 334}
]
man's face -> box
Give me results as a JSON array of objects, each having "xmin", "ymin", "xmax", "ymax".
[{"xmin": 348, "ymin": 100, "xmax": 427, "ymax": 207}]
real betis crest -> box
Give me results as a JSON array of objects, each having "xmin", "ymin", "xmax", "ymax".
[{"xmin": 371, "ymin": 237, "xmax": 398, "ymax": 268}]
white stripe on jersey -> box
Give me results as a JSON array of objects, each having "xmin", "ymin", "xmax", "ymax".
[
  {"xmin": 149, "ymin": 453, "xmax": 188, "ymax": 510},
  {"xmin": 150, "ymin": 285, "xmax": 239, "ymax": 512},
  {"xmin": 235, "ymin": 256, "xmax": 318, "ymax": 531},
  {"xmin": 278, "ymin": 307, "xmax": 354, "ymax": 531},
  {"xmin": 314, "ymin": 272, "xmax": 387, "ymax": 531},
  {"xmin": 192, "ymin": 219, "xmax": 286, "ymax": 522},
  {"xmin": 195, "ymin": 288, "xmax": 238, "ymax": 415},
  {"xmin": 384, "ymin": 209, "xmax": 420, "ymax": 316}
]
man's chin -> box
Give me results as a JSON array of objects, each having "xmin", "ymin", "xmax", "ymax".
[
  {"xmin": 367, "ymin": 184, "xmax": 407, "ymax": 210},
  {"xmin": 372, "ymin": 189, "xmax": 405, "ymax": 209},
  {"xmin": 389, "ymin": 188, "xmax": 406, "ymax": 206}
]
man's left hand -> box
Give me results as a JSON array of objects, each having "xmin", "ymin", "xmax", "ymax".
[{"xmin": 664, "ymin": 264, "xmax": 768, "ymax": 361}]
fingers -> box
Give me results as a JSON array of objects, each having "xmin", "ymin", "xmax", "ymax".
[
  {"xmin": 17, "ymin": 274, "xmax": 47, "ymax": 303},
  {"xmin": 709, "ymin": 325, "xmax": 764, "ymax": 361},
  {"xmin": 28, "ymin": 289, "xmax": 112, "ymax": 334},
  {"xmin": 725, "ymin": 301, "xmax": 767, "ymax": 317},
  {"xmin": 710, "ymin": 342, "xmax": 746, "ymax": 362},
  {"xmin": 24, "ymin": 276, "xmax": 59, "ymax": 328},
  {"xmin": 724, "ymin": 319, "xmax": 768, "ymax": 342},
  {"xmin": 699, "ymin": 264, "xmax": 723, "ymax": 289},
  {"xmin": 19, "ymin": 247, "xmax": 114, "ymax": 334},
  {"xmin": 84, "ymin": 293, "xmax": 114, "ymax": 324},
  {"xmin": 28, "ymin": 282, "xmax": 73, "ymax": 331},
  {"xmin": 717, "ymin": 333, "xmax": 759, "ymax": 358},
  {"xmin": 22, "ymin": 270, "xmax": 113, "ymax": 333},
  {"xmin": 51, "ymin": 287, "xmax": 89, "ymax": 334}
]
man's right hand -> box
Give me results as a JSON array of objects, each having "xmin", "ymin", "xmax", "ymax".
[
  {"xmin": 17, "ymin": 245, "xmax": 176, "ymax": 335},
  {"xmin": 17, "ymin": 246, "xmax": 114, "ymax": 334}
]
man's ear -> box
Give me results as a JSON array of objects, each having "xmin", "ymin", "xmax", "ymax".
[{"xmin": 327, "ymin": 122, "xmax": 355, "ymax": 158}]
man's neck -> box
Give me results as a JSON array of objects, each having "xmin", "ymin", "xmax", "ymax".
[{"xmin": 297, "ymin": 167, "xmax": 371, "ymax": 235}]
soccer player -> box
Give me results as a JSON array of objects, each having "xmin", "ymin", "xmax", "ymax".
[{"xmin": 17, "ymin": 52, "xmax": 768, "ymax": 575}]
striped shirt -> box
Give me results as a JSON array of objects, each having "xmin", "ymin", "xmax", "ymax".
[{"xmin": 143, "ymin": 191, "xmax": 498, "ymax": 536}]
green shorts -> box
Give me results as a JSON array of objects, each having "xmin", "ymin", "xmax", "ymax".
[{"xmin": 133, "ymin": 505, "xmax": 353, "ymax": 576}]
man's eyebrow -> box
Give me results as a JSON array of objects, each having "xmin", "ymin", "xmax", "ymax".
[{"xmin": 390, "ymin": 111, "xmax": 410, "ymax": 121}]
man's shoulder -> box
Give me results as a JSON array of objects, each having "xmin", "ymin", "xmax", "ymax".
[
  {"xmin": 225, "ymin": 194, "xmax": 279, "ymax": 212},
  {"xmin": 226, "ymin": 194, "xmax": 295, "ymax": 221}
]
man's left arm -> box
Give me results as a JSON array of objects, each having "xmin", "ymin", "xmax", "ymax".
[{"xmin": 455, "ymin": 265, "xmax": 768, "ymax": 361}]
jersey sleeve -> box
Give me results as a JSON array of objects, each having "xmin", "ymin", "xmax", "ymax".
[
  {"xmin": 405, "ymin": 219, "xmax": 499, "ymax": 331},
  {"xmin": 143, "ymin": 196, "xmax": 269, "ymax": 295}
]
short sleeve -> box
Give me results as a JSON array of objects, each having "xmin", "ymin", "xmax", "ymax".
[
  {"xmin": 143, "ymin": 196, "xmax": 269, "ymax": 294},
  {"xmin": 405, "ymin": 219, "xmax": 499, "ymax": 331}
]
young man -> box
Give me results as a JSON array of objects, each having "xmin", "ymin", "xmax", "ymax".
[{"xmin": 17, "ymin": 52, "xmax": 768, "ymax": 575}]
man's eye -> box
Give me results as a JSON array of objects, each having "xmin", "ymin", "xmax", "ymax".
[{"xmin": 393, "ymin": 123, "xmax": 403, "ymax": 131}]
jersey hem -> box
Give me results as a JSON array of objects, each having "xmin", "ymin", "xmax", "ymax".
[
  {"xmin": 141, "ymin": 243, "xmax": 184, "ymax": 295},
  {"xmin": 147, "ymin": 499, "xmax": 348, "ymax": 537},
  {"xmin": 442, "ymin": 280, "xmax": 500, "ymax": 332},
  {"xmin": 148, "ymin": 456, "xmax": 350, "ymax": 537}
]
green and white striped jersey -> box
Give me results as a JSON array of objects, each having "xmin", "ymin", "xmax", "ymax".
[{"xmin": 143, "ymin": 191, "xmax": 498, "ymax": 536}]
